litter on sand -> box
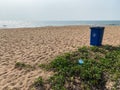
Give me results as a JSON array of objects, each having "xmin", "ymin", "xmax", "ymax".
[{"xmin": 78, "ymin": 59, "xmax": 84, "ymax": 64}]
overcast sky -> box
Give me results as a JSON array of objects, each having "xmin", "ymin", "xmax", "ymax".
[{"xmin": 0, "ymin": 0, "xmax": 120, "ymax": 21}]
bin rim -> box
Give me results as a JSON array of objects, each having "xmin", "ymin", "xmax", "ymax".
[{"xmin": 90, "ymin": 27, "xmax": 104, "ymax": 29}]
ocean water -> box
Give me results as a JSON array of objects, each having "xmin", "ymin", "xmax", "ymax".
[{"xmin": 0, "ymin": 20, "xmax": 120, "ymax": 28}]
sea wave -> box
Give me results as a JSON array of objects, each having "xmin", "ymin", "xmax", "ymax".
[{"xmin": 0, "ymin": 20, "xmax": 120, "ymax": 29}]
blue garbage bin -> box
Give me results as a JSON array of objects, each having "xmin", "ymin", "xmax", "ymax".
[{"xmin": 90, "ymin": 27, "xmax": 104, "ymax": 46}]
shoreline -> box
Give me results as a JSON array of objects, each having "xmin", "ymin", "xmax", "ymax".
[
  {"xmin": 0, "ymin": 25, "xmax": 90, "ymax": 31},
  {"xmin": 0, "ymin": 24, "xmax": 120, "ymax": 30}
]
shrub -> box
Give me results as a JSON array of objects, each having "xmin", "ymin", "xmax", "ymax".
[
  {"xmin": 49, "ymin": 74, "xmax": 66, "ymax": 90},
  {"xmin": 15, "ymin": 62, "xmax": 26, "ymax": 68},
  {"xmin": 34, "ymin": 76, "xmax": 44, "ymax": 86},
  {"xmin": 37, "ymin": 45, "xmax": 120, "ymax": 90},
  {"xmin": 15, "ymin": 62, "xmax": 34, "ymax": 70}
]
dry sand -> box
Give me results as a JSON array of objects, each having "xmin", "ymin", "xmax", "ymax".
[{"xmin": 0, "ymin": 26, "xmax": 120, "ymax": 90}]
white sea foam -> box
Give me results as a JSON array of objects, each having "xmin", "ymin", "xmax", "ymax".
[
  {"xmin": 0, "ymin": 20, "xmax": 35, "ymax": 28},
  {"xmin": 0, "ymin": 20, "xmax": 120, "ymax": 29}
]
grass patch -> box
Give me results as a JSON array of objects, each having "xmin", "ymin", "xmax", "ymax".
[
  {"xmin": 37, "ymin": 45, "xmax": 120, "ymax": 90},
  {"xmin": 49, "ymin": 74, "xmax": 66, "ymax": 90},
  {"xmin": 34, "ymin": 76, "xmax": 44, "ymax": 87},
  {"xmin": 15, "ymin": 62, "xmax": 35, "ymax": 70},
  {"xmin": 31, "ymin": 76, "xmax": 46, "ymax": 90}
]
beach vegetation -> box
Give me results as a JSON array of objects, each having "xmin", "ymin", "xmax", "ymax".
[
  {"xmin": 34, "ymin": 76, "xmax": 44, "ymax": 86},
  {"xmin": 37, "ymin": 45, "xmax": 120, "ymax": 90},
  {"xmin": 32, "ymin": 76, "xmax": 46, "ymax": 90},
  {"xmin": 15, "ymin": 62, "xmax": 34, "ymax": 70}
]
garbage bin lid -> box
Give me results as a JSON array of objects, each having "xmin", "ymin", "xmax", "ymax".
[{"xmin": 90, "ymin": 27, "xmax": 104, "ymax": 29}]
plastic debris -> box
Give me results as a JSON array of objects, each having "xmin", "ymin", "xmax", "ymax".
[{"xmin": 78, "ymin": 59, "xmax": 84, "ymax": 64}]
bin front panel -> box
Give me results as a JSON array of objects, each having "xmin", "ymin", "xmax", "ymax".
[
  {"xmin": 90, "ymin": 27, "xmax": 104, "ymax": 46},
  {"xmin": 90, "ymin": 29, "xmax": 101, "ymax": 46}
]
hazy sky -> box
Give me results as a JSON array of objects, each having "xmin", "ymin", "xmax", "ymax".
[{"xmin": 0, "ymin": 0, "xmax": 120, "ymax": 21}]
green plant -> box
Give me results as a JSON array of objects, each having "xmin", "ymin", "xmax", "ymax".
[
  {"xmin": 50, "ymin": 56, "xmax": 71, "ymax": 71},
  {"xmin": 15, "ymin": 62, "xmax": 34, "ymax": 70},
  {"xmin": 78, "ymin": 46, "xmax": 88, "ymax": 53},
  {"xmin": 39, "ymin": 64, "xmax": 50, "ymax": 70},
  {"xmin": 49, "ymin": 74, "xmax": 66, "ymax": 90},
  {"xmin": 34, "ymin": 76, "xmax": 44, "ymax": 86},
  {"xmin": 37, "ymin": 45, "xmax": 120, "ymax": 90},
  {"xmin": 15, "ymin": 62, "xmax": 26, "ymax": 68},
  {"xmin": 32, "ymin": 76, "xmax": 46, "ymax": 90}
]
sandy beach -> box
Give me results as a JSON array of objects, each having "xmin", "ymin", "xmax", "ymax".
[{"xmin": 0, "ymin": 26, "xmax": 120, "ymax": 90}]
